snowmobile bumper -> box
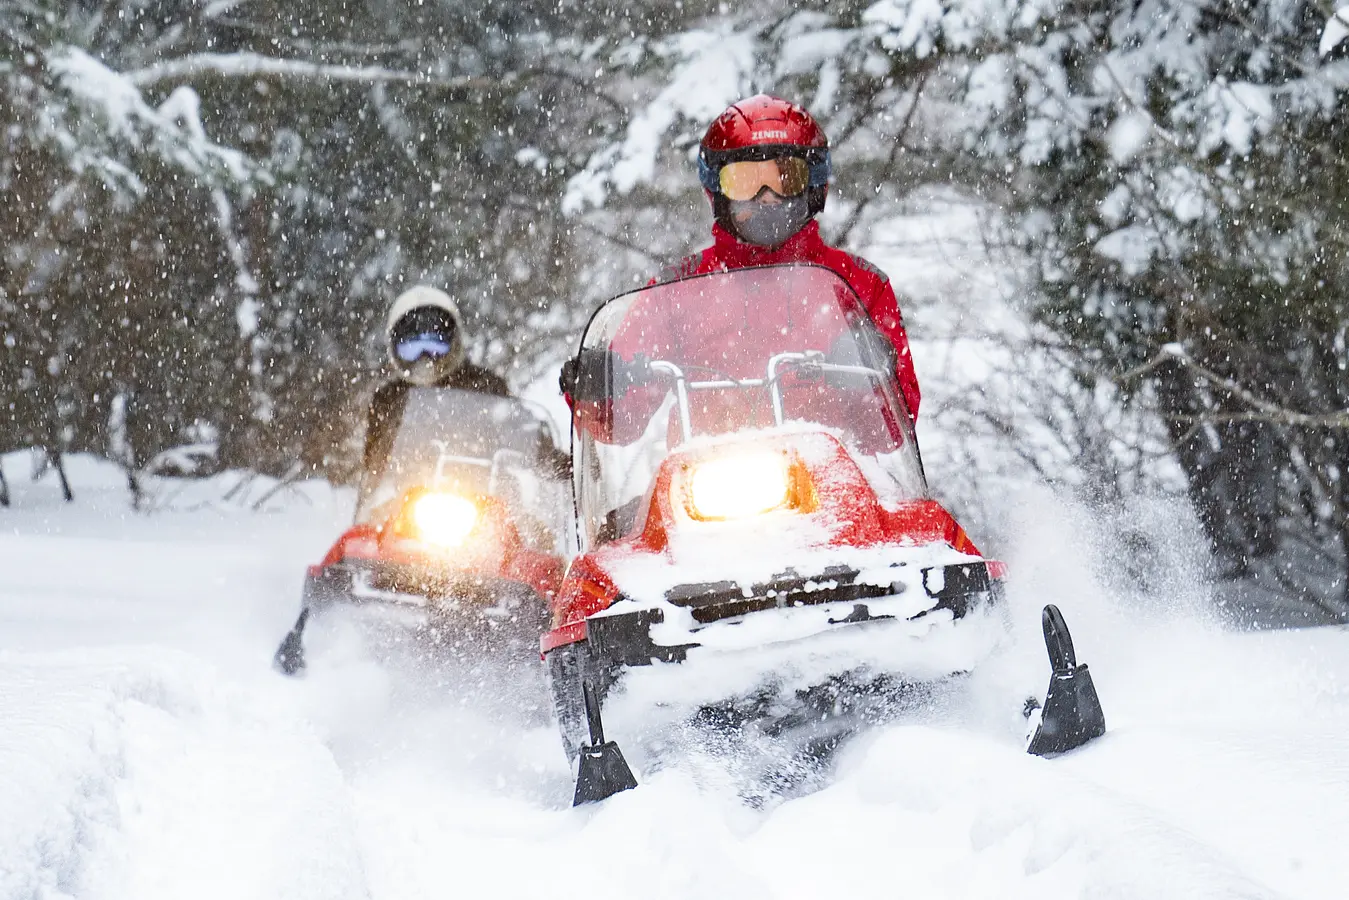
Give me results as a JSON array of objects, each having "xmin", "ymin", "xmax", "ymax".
[
  {"xmin": 274, "ymin": 560, "xmax": 549, "ymax": 675},
  {"xmin": 556, "ymin": 559, "xmax": 1002, "ymax": 668},
  {"xmin": 303, "ymin": 560, "xmax": 546, "ymax": 623}
]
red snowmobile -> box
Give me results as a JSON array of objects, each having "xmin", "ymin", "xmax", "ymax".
[
  {"xmin": 544, "ymin": 264, "xmax": 1106, "ymax": 804},
  {"xmin": 274, "ymin": 387, "xmax": 569, "ymax": 674}
]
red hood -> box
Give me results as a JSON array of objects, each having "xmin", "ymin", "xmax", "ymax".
[{"xmin": 710, "ymin": 220, "xmax": 826, "ymax": 268}]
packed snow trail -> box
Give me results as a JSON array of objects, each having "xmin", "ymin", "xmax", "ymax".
[{"xmin": 1, "ymin": 456, "xmax": 1347, "ymax": 899}]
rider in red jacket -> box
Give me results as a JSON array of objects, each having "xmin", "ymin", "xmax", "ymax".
[{"xmin": 564, "ymin": 94, "xmax": 921, "ymax": 422}]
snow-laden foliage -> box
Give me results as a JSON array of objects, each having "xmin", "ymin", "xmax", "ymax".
[
  {"xmin": 934, "ymin": 0, "xmax": 1349, "ymax": 614},
  {"xmin": 43, "ymin": 48, "xmax": 254, "ymax": 194},
  {"xmin": 1, "ymin": 0, "xmax": 621, "ymax": 475},
  {"xmin": 2, "ymin": 13, "xmax": 263, "ymax": 488}
]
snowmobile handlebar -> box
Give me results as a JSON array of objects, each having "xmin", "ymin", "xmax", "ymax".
[
  {"xmin": 649, "ymin": 352, "xmax": 888, "ymax": 444},
  {"xmin": 430, "ymin": 441, "xmax": 530, "ymax": 497}
]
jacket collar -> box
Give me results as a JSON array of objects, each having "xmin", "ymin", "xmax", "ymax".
[{"xmin": 711, "ymin": 220, "xmax": 825, "ymax": 266}]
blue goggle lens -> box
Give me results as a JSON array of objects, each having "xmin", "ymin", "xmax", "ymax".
[{"xmin": 395, "ymin": 333, "xmax": 453, "ymax": 363}]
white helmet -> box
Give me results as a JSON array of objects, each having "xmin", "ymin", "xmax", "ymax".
[{"xmin": 385, "ymin": 286, "xmax": 466, "ymax": 386}]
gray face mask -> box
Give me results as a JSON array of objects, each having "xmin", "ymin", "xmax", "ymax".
[
  {"xmin": 403, "ymin": 357, "xmax": 443, "ymax": 386},
  {"xmin": 729, "ymin": 194, "xmax": 812, "ymax": 248}
]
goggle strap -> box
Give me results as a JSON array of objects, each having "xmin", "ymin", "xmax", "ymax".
[
  {"xmin": 698, "ymin": 154, "xmax": 720, "ymax": 193},
  {"xmin": 808, "ymin": 151, "xmax": 831, "ymax": 187}
]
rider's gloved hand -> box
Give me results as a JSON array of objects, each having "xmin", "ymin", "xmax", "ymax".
[
  {"xmin": 826, "ymin": 320, "xmax": 898, "ymax": 375},
  {"xmin": 860, "ymin": 321, "xmax": 900, "ymax": 375},
  {"xmin": 559, "ymin": 349, "xmax": 651, "ymax": 404}
]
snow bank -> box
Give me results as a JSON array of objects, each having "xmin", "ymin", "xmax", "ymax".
[
  {"xmin": 3, "ymin": 439, "xmax": 1349, "ymax": 899},
  {"xmin": 0, "ymin": 651, "xmax": 366, "ymax": 900},
  {"xmin": 0, "ymin": 450, "xmax": 352, "ymax": 533},
  {"xmin": 748, "ymin": 725, "xmax": 1282, "ymax": 899}
]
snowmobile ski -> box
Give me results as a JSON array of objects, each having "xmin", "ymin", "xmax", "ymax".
[
  {"xmin": 572, "ymin": 680, "xmax": 638, "ymax": 805},
  {"xmin": 1026, "ymin": 603, "xmax": 1107, "ymax": 756},
  {"xmin": 273, "ymin": 609, "xmax": 308, "ymax": 675}
]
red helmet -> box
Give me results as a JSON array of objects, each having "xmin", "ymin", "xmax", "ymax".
[{"xmin": 698, "ymin": 95, "xmax": 832, "ymax": 218}]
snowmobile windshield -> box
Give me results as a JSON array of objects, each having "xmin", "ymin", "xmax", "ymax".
[
  {"xmin": 358, "ymin": 388, "xmax": 569, "ymax": 549},
  {"xmin": 573, "ymin": 263, "xmax": 926, "ymax": 550}
]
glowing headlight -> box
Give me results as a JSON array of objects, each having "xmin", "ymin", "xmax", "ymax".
[
  {"xmin": 411, "ymin": 492, "xmax": 479, "ymax": 547},
  {"xmin": 687, "ymin": 452, "xmax": 790, "ymax": 521}
]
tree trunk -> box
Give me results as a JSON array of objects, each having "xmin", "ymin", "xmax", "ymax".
[
  {"xmin": 1154, "ymin": 357, "xmax": 1281, "ymax": 574},
  {"xmin": 125, "ymin": 466, "xmax": 142, "ymax": 512},
  {"xmin": 50, "ymin": 449, "xmax": 73, "ymax": 502}
]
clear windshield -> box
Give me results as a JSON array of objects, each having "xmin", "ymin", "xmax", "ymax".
[
  {"xmin": 573, "ymin": 263, "xmax": 926, "ymax": 550},
  {"xmin": 359, "ymin": 388, "xmax": 569, "ymax": 550}
]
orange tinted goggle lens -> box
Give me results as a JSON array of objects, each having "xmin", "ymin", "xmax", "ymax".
[{"xmin": 717, "ymin": 158, "xmax": 811, "ymax": 201}]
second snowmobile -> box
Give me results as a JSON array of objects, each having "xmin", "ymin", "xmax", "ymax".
[
  {"xmin": 274, "ymin": 387, "xmax": 569, "ymax": 674},
  {"xmin": 544, "ymin": 264, "xmax": 1107, "ymax": 804}
]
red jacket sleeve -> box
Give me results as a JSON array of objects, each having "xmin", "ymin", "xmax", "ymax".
[{"xmin": 863, "ymin": 277, "xmax": 921, "ymax": 421}]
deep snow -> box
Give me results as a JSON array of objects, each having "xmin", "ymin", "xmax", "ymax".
[{"xmin": 2, "ymin": 452, "xmax": 1348, "ymax": 900}]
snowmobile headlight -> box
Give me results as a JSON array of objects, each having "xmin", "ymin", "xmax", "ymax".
[
  {"xmin": 410, "ymin": 492, "xmax": 480, "ymax": 547},
  {"xmin": 687, "ymin": 452, "xmax": 791, "ymax": 521}
]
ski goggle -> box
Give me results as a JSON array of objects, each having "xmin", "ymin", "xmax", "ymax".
[
  {"xmin": 717, "ymin": 157, "xmax": 812, "ymax": 201},
  {"xmin": 395, "ymin": 332, "xmax": 453, "ymax": 363}
]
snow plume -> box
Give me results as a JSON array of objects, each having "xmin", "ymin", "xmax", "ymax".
[
  {"xmin": 993, "ymin": 481, "xmax": 1216, "ymax": 679},
  {"xmin": 856, "ymin": 193, "xmax": 1213, "ymax": 640},
  {"xmin": 563, "ymin": 27, "xmax": 758, "ymax": 213}
]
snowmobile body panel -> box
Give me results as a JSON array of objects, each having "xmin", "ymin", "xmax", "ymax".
[
  {"xmin": 541, "ymin": 433, "xmax": 1008, "ymax": 762},
  {"xmin": 544, "ymin": 431, "xmax": 996, "ymax": 649},
  {"xmin": 304, "ymin": 558, "xmax": 558, "ymax": 625}
]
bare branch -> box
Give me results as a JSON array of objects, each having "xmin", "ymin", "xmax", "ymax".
[
  {"xmin": 572, "ymin": 221, "xmax": 660, "ymax": 265},
  {"xmin": 122, "ymin": 54, "xmax": 627, "ymax": 120},
  {"xmin": 1118, "ymin": 344, "xmax": 1349, "ymax": 429},
  {"xmin": 834, "ymin": 67, "xmax": 932, "ymax": 248},
  {"xmin": 209, "ymin": 17, "xmax": 424, "ymax": 58}
]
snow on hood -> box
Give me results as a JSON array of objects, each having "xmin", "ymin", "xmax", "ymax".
[{"xmin": 605, "ymin": 522, "xmax": 976, "ymax": 608}]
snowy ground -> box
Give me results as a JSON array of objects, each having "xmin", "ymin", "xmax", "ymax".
[{"xmin": 2, "ymin": 452, "xmax": 1349, "ymax": 900}]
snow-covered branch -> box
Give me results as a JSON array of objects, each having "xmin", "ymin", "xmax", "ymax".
[{"xmin": 124, "ymin": 53, "xmax": 498, "ymax": 93}]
